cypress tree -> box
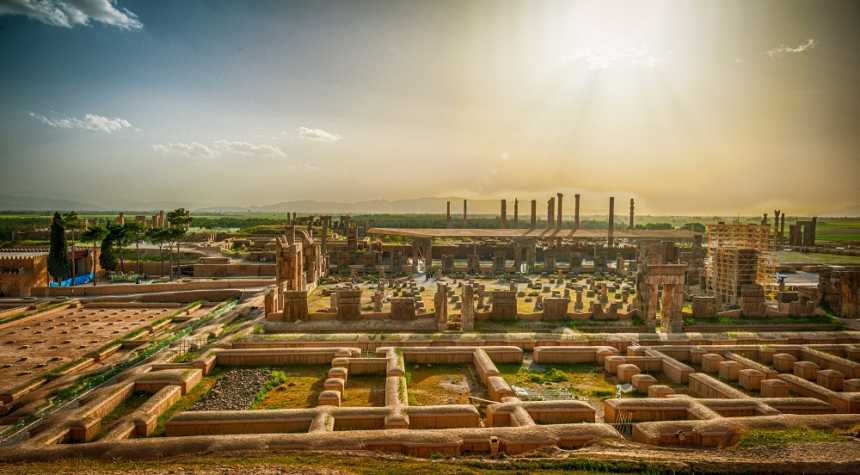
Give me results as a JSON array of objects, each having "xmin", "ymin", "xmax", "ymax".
[{"xmin": 47, "ymin": 212, "xmax": 70, "ymax": 282}]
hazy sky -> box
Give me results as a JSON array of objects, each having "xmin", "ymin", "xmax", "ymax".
[{"xmin": 1, "ymin": 0, "xmax": 858, "ymax": 215}]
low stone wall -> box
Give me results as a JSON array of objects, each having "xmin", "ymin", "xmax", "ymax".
[
  {"xmin": 32, "ymin": 279, "xmax": 273, "ymax": 297},
  {"xmin": 633, "ymin": 414, "xmax": 860, "ymax": 447},
  {"xmin": 215, "ymin": 347, "xmax": 360, "ymax": 366},
  {"xmin": 688, "ymin": 373, "xmax": 749, "ymax": 399},
  {"xmin": 193, "ymin": 263, "xmax": 275, "ymax": 278},
  {"xmin": 1, "ymin": 423, "xmax": 624, "ymax": 461}
]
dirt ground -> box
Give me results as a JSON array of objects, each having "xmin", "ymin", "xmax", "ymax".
[
  {"xmin": 2, "ymin": 438, "xmax": 859, "ymax": 474},
  {"xmin": 0, "ymin": 306, "xmax": 179, "ymax": 394},
  {"xmin": 407, "ymin": 364, "xmax": 488, "ymax": 405}
]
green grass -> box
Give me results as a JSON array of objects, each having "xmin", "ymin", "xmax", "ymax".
[
  {"xmin": 778, "ymin": 250, "xmax": 860, "ymax": 265},
  {"xmin": 153, "ymin": 367, "xmax": 226, "ymax": 436},
  {"xmin": 250, "ymin": 369, "xmax": 285, "ymax": 408},
  {"xmin": 94, "ymin": 391, "xmax": 151, "ymax": 438},
  {"xmin": 737, "ymin": 427, "xmax": 845, "ymax": 448}
]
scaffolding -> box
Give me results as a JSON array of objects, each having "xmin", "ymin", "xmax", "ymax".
[{"xmin": 705, "ymin": 223, "xmax": 776, "ymax": 304}]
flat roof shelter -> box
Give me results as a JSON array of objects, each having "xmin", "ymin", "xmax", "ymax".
[{"xmin": 367, "ymin": 227, "xmax": 697, "ymax": 241}]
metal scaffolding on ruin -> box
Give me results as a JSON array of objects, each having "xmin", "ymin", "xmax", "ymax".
[{"xmin": 704, "ymin": 223, "xmax": 776, "ymax": 304}]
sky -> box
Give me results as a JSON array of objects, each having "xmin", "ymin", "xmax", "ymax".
[{"xmin": 1, "ymin": 0, "xmax": 858, "ymax": 215}]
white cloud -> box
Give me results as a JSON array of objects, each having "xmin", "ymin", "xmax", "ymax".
[
  {"xmin": 767, "ymin": 38, "xmax": 816, "ymax": 58},
  {"xmin": 0, "ymin": 0, "xmax": 142, "ymax": 30},
  {"xmin": 29, "ymin": 111, "xmax": 132, "ymax": 133},
  {"xmin": 297, "ymin": 126, "xmax": 342, "ymax": 142},
  {"xmin": 152, "ymin": 142, "xmax": 219, "ymax": 159},
  {"xmin": 213, "ymin": 140, "xmax": 286, "ymax": 158},
  {"xmin": 152, "ymin": 140, "xmax": 286, "ymax": 159}
]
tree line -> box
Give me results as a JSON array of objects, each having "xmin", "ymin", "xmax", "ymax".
[{"xmin": 48, "ymin": 208, "xmax": 192, "ymax": 285}]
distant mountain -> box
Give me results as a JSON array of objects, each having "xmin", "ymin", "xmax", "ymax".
[{"xmin": 0, "ymin": 193, "xmax": 106, "ymax": 212}]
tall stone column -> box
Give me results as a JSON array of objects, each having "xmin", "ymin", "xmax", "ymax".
[
  {"xmin": 574, "ymin": 194, "xmax": 581, "ymax": 229},
  {"xmin": 773, "ymin": 210, "xmax": 780, "ymax": 235},
  {"xmin": 530, "ymin": 200, "xmax": 537, "ymax": 227},
  {"xmin": 526, "ymin": 240, "xmax": 536, "ymax": 272},
  {"xmin": 446, "ymin": 201, "xmax": 451, "ymax": 224},
  {"xmin": 461, "ymin": 284, "xmax": 474, "ymax": 331},
  {"xmin": 629, "ymin": 199, "xmax": 635, "ymax": 229},
  {"xmin": 556, "ymin": 193, "xmax": 563, "ymax": 229},
  {"xmin": 513, "ymin": 198, "xmax": 519, "ymax": 225},
  {"xmin": 780, "ymin": 213, "xmax": 785, "ymax": 238},
  {"xmin": 434, "ymin": 283, "xmax": 448, "ymax": 331},
  {"xmin": 463, "ymin": 199, "xmax": 468, "ymax": 223},
  {"xmin": 661, "ymin": 283, "xmax": 684, "ymax": 333},
  {"xmin": 411, "ymin": 239, "xmax": 419, "ymax": 272},
  {"xmin": 424, "ymin": 239, "xmax": 433, "ymax": 272},
  {"xmin": 608, "ymin": 196, "xmax": 615, "ymax": 247},
  {"xmin": 645, "ymin": 283, "xmax": 658, "ymax": 330},
  {"xmin": 500, "ymin": 199, "xmax": 507, "ymax": 228},
  {"xmin": 547, "ymin": 197, "xmax": 555, "ymax": 228}
]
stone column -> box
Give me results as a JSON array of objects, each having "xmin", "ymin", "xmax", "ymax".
[
  {"xmin": 500, "ymin": 199, "xmax": 507, "ymax": 228},
  {"xmin": 661, "ymin": 283, "xmax": 684, "ymax": 333},
  {"xmin": 780, "ymin": 213, "xmax": 786, "ymax": 238},
  {"xmin": 434, "ymin": 283, "xmax": 448, "ymax": 331},
  {"xmin": 462, "ymin": 284, "xmax": 474, "ymax": 331},
  {"xmin": 468, "ymin": 250, "xmax": 480, "ymax": 274},
  {"xmin": 373, "ymin": 290, "xmax": 384, "ymax": 312},
  {"xmin": 463, "ymin": 199, "xmax": 468, "ymax": 223},
  {"xmin": 411, "ymin": 240, "xmax": 419, "ymax": 272},
  {"xmin": 513, "ymin": 198, "xmax": 519, "ymax": 225},
  {"xmin": 446, "ymin": 201, "xmax": 451, "ymax": 224},
  {"xmin": 424, "ymin": 239, "xmax": 433, "ymax": 272},
  {"xmin": 530, "ymin": 200, "xmax": 537, "ymax": 227},
  {"xmin": 773, "ymin": 210, "xmax": 780, "ymax": 235},
  {"xmin": 526, "ymin": 241, "xmax": 536, "ymax": 273},
  {"xmin": 608, "ymin": 196, "xmax": 615, "ymax": 247},
  {"xmin": 629, "ymin": 198, "xmax": 635, "ymax": 229},
  {"xmin": 545, "ymin": 254, "xmax": 556, "ymax": 273},
  {"xmin": 321, "ymin": 216, "xmax": 330, "ymax": 254},
  {"xmin": 645, "ymin": 284, "xmax": 658, "ymax": 330},
  {"xmin": 574, "ymin": 194, "xmax": 581, "ymax": 229},
  {"xmin": 556, "ymin": 193, "xmax": 563, "ymax": 229},
  {"xmin": 547, "ymin": 197, "xmax": 555, "ymax": 228}
]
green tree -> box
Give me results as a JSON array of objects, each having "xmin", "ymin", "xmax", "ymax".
[
  {"xmin": 146, "ymin": 227, "xmax": 170, "ymax": 277},
  {"xmin": 166, "ymin": 208, "xmax": 192, "ymax": 279},
  {"xmin": 47, "ymin": 212, "xmax": 70, "ymax": 283},
  {"xmin": 62, "ymin": 211, "xmax": 80, "ymax": 277},
  {"xmin": 123, "ymin": 222, "xmax": 146, "ymax": 274},
  {"xmin": 80, "ymin": 225, "xmax": 107, "ymax": 286},
  {"xmin": 99, "ymin": 224, "xmax": 121, "ymax": 273}
]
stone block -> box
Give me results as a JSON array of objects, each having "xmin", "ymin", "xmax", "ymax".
[
  {"xmin": 793, "ymin": 361, "xmax": 820, "ymax": 381},
  {"xmin": 631, "ymin": 374, "xmax": 658, "ymax": 393},
  {"xmin": 816, "ymin": 369, "xmax": 845, "ymax": 391},
  {"xmin": 760, "ymin": 379, "xmax": 790, "ymax": 397},
  {"xmin": 318, "ymin": 390, "xmax": 341, "ymax": 406},
  {"xmin": 328, "ymin": 367, "xmax": 348, "ymax": 381},
  {"xmin": 647, "ymin": 384, "xmax": 675, "ymax": 398},
  {"xmin": 324, "ymin": 377, "xmax": 345, "ymax": 392},
  {"xmin": 604, "ymin": 355, "xmax": 626, "ymax": 373},
  {"xmin": 738, "ymin": 368, "xmax": 765, "ymax": 391},
  {"xmin": 596, "ymin": 348, "xmax": 619, "ymax": 365},
  {"xmin": 844, "ymin": 379, "xmax": 860, "ymax": 392},
  {"xmin": 701, "ymin": 353, "xmax": 724, "ymax": 374},
  {"xmin": 616, "ymin": 363, "xmax": 641, "ymax": 383},
  {"xmin": 773, "ymin": 353, "xmax": 797, "ymax": 372},
  {"xmin": 718, "ymin": 360, "xmax": 741, "ymax": 381}
]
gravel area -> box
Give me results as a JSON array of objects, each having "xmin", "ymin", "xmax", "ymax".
[{"xmin": 190, "ymin": 368, "xmax": 271, "ymax": 411}]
